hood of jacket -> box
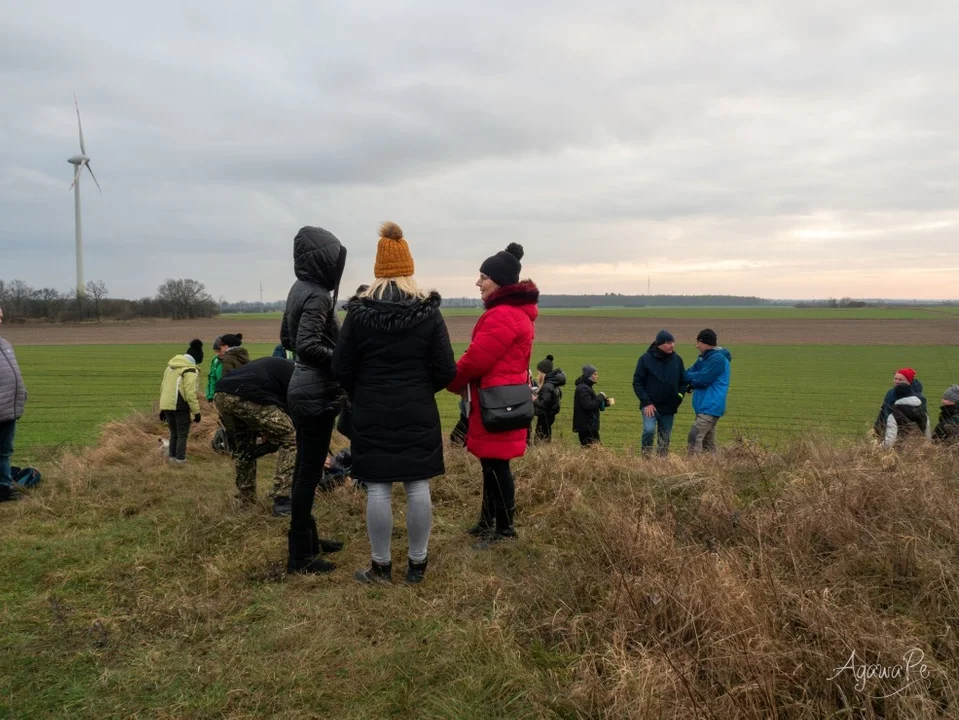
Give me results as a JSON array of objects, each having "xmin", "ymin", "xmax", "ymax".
[
  {"xmin": 293, "ymin": 226, "xmax": 346, "ymax": 292},
  {"xmin": 344, "ymin": 289, "xmax": 442, "ymax": 334},
  {"xmin": 545, "ymin": 368, "xmax": 567, "ymax": 387},
  {"xmin": 894, "ymin": 395, "xmax": 922, "ymax": 409},
  {"xmin": 702, "ymin": 347, "xmax": 733, "ymax": 363},
  {"xmin": 167, "ymin": 354, "xmax": 197, "ymax": 373},
  {"xmin": 224, "ymin": 346, "xmax": 250, "ymax": 362},
  {"xmin": 483, "ymin": 280, "xmax": 540, "ymax": 322},
  {"xmin": 574, "ymin": 375, "xmax": 595, "ymax": 387}
]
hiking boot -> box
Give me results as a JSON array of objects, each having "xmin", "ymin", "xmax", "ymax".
[
  {"xmin": 405, "ymin": 557, "xmax": 428, "ymax": 584},
  {"xmin": 354, "ymin": 560, "xmax": 392, "ymax": 584},
  {"xmin": 286, "ymin": 530, "xmax": 336, "ymax": 574},
  {"xmin": 471, "ymin": 527, "xmax": 518, "ymax": 551},
  {"xmin": 308, "ymin": 517, "xmax": 343, "ymax": 554},
  {"xmin": 467, "ymin": 521, "xmax": 493, "ymax": 536},
  {"xmin": 271, "ymin": 496, "xmax": 292, "ymax": 517}
]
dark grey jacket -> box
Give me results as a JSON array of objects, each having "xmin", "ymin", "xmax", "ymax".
[{"xmin": 0, "ymin": 337, "xmax": 27, "ymax": 422}]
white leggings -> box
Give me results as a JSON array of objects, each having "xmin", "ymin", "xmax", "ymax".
[{"xmin": 365, "ymin": 480, "xmax": 432, "ymax": 564}]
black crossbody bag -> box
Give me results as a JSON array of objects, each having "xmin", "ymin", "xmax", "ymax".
[{"xmin": 478, "ymin": 384, "xmax": 534, "ymax": 432}]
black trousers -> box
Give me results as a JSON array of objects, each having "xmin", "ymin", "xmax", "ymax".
[
  {"xmin": 290, "ymin": 412, "xmax": 336, "ymax": 533},
  {"xmin": 578, "ymin": 429, "xmax": 600, "ymax": 447},
  {"xmin": 166, "ymin": 410, "xmax": 191, "ymax": 460},
  {"xmin": 535, "ymin": 413, "xmax": 555, "ymax": 441},
  {"xmin": 479, "ymin": 458, "xmax": 515, "ymax": 532}
]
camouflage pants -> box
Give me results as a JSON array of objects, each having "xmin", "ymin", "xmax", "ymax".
[{"xmin": 213, "ymin": 393, "xmax": 296, "ymax": 501}]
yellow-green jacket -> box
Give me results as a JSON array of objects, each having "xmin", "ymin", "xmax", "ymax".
[{"xmin": 160, "ymin": 354, "xmax": 201, "ymax": 415}]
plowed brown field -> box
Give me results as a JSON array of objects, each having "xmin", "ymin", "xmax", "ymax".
[{"xmin": 2, "ymin": 315, "xmax": 956, "ymax": 345}]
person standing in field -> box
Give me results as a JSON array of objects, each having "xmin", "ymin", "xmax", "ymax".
[
  {"xmin": 159, "ymin": 339, "xmax": 204, "ymax": 464},
  {"xmin": 878, "ymin": 381, "xmax": 931, "ymax": 448},
  {"xmin": 933, "ymin": 385, "xmax": 959, "ymax": 444},
  {"xmin": 218, "ymin": 333, "xmax": 250, "ymax": 375},
  {"xmin": 572, "ymin": 364, "xmax": 614, "ymax": 446},
  {"xmin": 0, "ymin": 305, "xmax": 28, "ymax": 497},
  {"xmin": 533, "ymin": 354, "xmax": 566, "ymax": 442},
  {"xmin": 685, "ymin": 329, "xmax": 731, "ymax": 455},
  {"xmin": 632, "ymin": 330, "xmax": 686, "ymax": 457},
  {"xmin": 213, "ymin": 356, "xmax": 301, "ymax": 518},
  {"xmin": 332, "ymin": 222, "xmax": 457, "ymax": 584},
  {"xmin": 447, "ymin": 243, "xmax": 539, "ymax": 549},
  {"xmin": 874, "ymin": 368, "xmax": 927, "ymax": 437},
  {"xmin": 281, "ymin": 226, "xmax": 347, "ymax": 574},
  {"xmin": 205, "ymin": 336, "xmax": 225, "ymax": 402}
]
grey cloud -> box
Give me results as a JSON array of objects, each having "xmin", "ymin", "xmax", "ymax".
[{"xmin": 1, "ymin": 0, "xmax": 957, "ymax": 300}]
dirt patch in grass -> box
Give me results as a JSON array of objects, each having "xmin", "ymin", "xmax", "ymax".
[{"xmin": 4, "ymin": 315, "xmax": 957, "ymax": 345}]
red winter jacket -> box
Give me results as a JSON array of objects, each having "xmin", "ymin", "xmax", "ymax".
[{"xmin": 448, "ymin": 281, "xmax": 539, "ymax": 460}]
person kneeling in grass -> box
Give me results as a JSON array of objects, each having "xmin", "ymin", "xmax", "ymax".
[{"xmin": 214, "ymin": 356, "xmax": 301, "ymax": 518}]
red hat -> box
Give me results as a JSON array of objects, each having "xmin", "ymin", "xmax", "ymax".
[{"xmin": 896, "ymin": 368, "xmax": 916, "ymax": 384}]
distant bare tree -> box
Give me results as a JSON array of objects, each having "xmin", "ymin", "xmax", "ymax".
[
  {"xmin": 156, "ymin": 279, "xmax": 217, "ymax": 320},
  {"xmin": 86, "ymin": 280, "xmax": 108, "ymax": 321},
  {"xmin": 35, "ymin": 288, "xmax": 63, "ymax": 320},
  {"xmin": 8, "ymin": 280, "xmax": 35, "ymax": 317}
]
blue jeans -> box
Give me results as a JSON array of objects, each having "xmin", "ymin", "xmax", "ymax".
[
  {"xmin": 0, "ymin": 420, "xmax": 15, "ymax": 485},
  {"xmin": 641, "ymin": 411, "xmax": 674, "ymax": 456}
]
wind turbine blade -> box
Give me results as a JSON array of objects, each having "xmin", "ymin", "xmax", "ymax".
[
  {"xmin": 85, "ymin": 163, "xmax": 102, "ymax": 194},
  {"xmin": 70, "ymin": 163, "xmax": 82, "ymax": 189},
  {"xmin": 74, "ymin": 93, "xmax": 87, "ymax": 155}
]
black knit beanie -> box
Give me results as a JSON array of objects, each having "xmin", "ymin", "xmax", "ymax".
[
  {"xmin": 537, "ymin": 354, "xmax": 554, "ymax": 374},
  {"xmin": 655, "ymin": 329, "xmax": 675, "ymax": 345},
  {"xmin": 696, "ymin": 328, "xmax": 718, "ymax": 346},
  {"xmin": 479, "ymin": 243, "xmax": 524, "ymax": 287},
  {"xmin": 187, "ymin": 338, "xmax": 204, "ymax": 365}
]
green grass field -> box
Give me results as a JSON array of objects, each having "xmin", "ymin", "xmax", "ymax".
[
  {"xmin": 224, "ymin": 305, "xmax": 959, "ymax": 320},
  {"xmin": 11, "ymin": 342, "xmax": 955, "ymax": 462}
]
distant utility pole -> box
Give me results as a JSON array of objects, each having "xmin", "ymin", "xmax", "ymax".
[
  {"xmin": 259, "ymin": 282, "xmax": 263, "ymax": 304},
  {"xmin": 647, "ymin": 275, "xmax": 651, "ymax": 295}
]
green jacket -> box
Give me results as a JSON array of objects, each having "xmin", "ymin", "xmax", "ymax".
[
  {"xmin": 160, "ymin": 354, "xmax": 201, "ymax": 415},
  {"xmin": 206, "ymin": 356, "xmax": 223, "ymax": 401}
]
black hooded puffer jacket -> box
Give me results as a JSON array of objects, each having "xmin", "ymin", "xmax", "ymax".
[
  {"xmin": 281, "ymin": 226, "xmax": 347, "ymax": 423},
  {"xmin": 332, "ymin": 286, "xmax": 457, "ymax": 483}
]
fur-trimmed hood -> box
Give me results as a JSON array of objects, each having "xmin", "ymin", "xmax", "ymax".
[
  {"xmin": 484, "ymin": 280, "xmax": 539, "ymax": 311},
  {"xmin": 344, "ymin": 290, "xmax": 443, "ymax": 334}
]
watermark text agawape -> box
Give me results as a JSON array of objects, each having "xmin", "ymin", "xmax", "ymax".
[{"xmin": 828, "ymin": 648, "xmax": 932, "ymax": 698}]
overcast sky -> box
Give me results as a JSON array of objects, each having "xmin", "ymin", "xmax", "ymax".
[{"xmin": 2, "ymin": 1, "xmax": 957, "ymax": 301}]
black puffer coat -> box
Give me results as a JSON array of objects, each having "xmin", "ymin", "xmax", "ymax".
[
  {"xmin": 281, "ymin": 226, "xmax": 347, "ymax": 424},
  {"xmin": 332, "ymin": 287, "xmax": 457, "ymax": 483}
]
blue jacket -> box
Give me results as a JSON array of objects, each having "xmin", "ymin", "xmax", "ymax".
[{"xmin": 684, "ymin": 347, "xmax": 732, "ymax": 417}]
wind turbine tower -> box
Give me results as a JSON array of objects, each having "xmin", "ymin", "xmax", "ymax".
[{"xmin": 67, "ymin": 95, "xmax": 101, "ymax": 297}]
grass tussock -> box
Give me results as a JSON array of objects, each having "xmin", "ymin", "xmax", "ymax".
[{"xmin": 1, "ymin": 417, "xmax": 958, "ymax": 718}]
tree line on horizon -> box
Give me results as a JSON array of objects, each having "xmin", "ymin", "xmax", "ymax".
[
  {"xmin": 0, "ymin": 278, "xmax": 218, "ymax": 323},
  {"xmin": 3, "ymin": 278, "xmax": 953, "ymax": 323}
]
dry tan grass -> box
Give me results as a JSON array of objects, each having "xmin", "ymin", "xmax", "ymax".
[{"xmin": 1, "ymin": 420, "xmax": 957, "ymax": 717}]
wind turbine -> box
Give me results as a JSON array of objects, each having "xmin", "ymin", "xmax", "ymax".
[{"xmin": 67, "ymin": 94, "xmax": 101, "ymax": 297}]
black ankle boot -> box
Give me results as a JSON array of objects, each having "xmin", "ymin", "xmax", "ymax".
[
  {"xmin": 287, "ymin": 530, "xmax": 336, "ymax": 574},
  {"xmin": 354, "ymin": 560, "xmax": 392, "ymax": 584},
  {"xmin": 308, "ymin": 517, "xmax": 343, "ymax": 554},
  {"xmin": 406, "ymin": 557, "xmax": 428, "ymax": 584}
]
